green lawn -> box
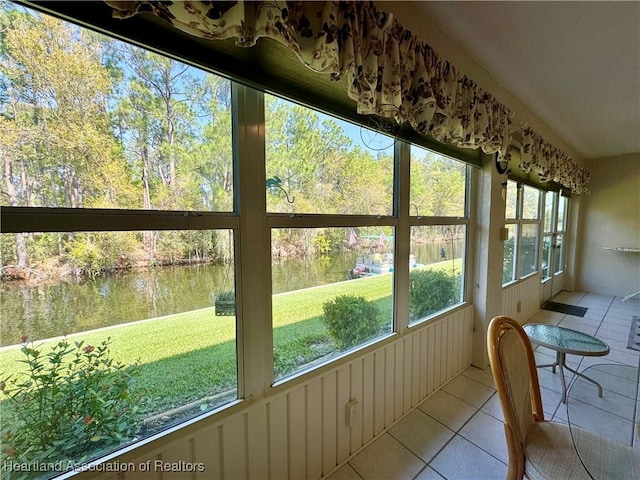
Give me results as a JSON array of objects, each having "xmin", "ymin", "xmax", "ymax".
[{"xmin": 0, "ymin": 259, "xmax": 461, "ymax": 416}]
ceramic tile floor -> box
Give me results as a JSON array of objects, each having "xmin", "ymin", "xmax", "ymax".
[{"xmin": 327, "ymin": 292, "xmax": 640, "ymax": 480}]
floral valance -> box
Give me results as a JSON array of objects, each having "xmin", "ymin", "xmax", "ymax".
[
  {"xmin": 105, "ymin": 0, "xmax": 589, "ymax": 193},
  {"xmin": 520, "ymin": 127, "xmax": 590, "ymax": 194}
]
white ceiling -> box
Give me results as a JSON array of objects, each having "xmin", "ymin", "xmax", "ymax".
[{"xmin": 415, "ymin": 1, "xmax": 640, "ymax": 160}]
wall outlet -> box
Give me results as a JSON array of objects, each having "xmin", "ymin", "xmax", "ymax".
[
  {"xmin": 517, "ymin": 300, "xmax": 522, "ymax": 313},
  {"xmin": 345, "ymin": 399, "xmax": 359, "ymax": 428}
]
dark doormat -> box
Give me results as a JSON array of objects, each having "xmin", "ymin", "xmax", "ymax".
[
  {"xmin": 627, "ymin": 316, "xmax": 640, "ymax": 351},
  {"xmin": 542, "ymin": 301, "xmax": 588, "ymax": 317}
]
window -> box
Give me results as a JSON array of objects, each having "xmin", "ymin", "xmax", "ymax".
[
  {"xmin": 271, "ymin": 227, "xmax": 395, "ymax": 380},
  {"xmin": 265, "ymin": 96, "xmax": 394, "ymax": 216},
  {"xmin": 266, "ymin": 95, "xmax": 397, "ymax": 380},
  {"xmin": 0, "ymin": 3, "xmax": 472, "ymax": 470},
  {"xmin": 409, "ymin": 146, "xmax": 468, "ymax": 325},
  {"xmin": 541, "ymin": 190, "xmax": 555, "ymax": 280},
  {"xmin": 0, "ymin": 5, "xmax": 237, "ymax": 470},
  {"xmin": 541, "ymin": 191, "xmax": 568, "ymax": 280},
  {"xmin": 554, "ymin": 195, "xmax": 568, "ymax": 274},
  {"xmin": 409, "ymin": 225, "xmax": 466, "ymax": 324},
  {"xmin": 502, "ymin": 181, "xmax": 542, "ymax": 285}
]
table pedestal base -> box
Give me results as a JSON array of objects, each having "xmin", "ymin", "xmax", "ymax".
[{"xmin": 537, "ymin": 351, "xmax": 604, "ymax": 403}]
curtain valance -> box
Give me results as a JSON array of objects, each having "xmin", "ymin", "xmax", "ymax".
[
  {"xmin": 105, "ymin": 0, "xmax": 589, "ymax": 193},
  {"xmin": 520, "ymin": 127, "xmax": 590, "ymax": 194}
]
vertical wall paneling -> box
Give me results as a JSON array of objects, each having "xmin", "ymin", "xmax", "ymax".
[
  {"xmin": 306, "ymin": 379, "xmax": 323, "ymax": 480},
  {"xmin": 402, "ymin": 337, "xmax": 413, "ymax": 412},
  {"xmin": 464, "ymin": 311, "xmax": 473, "ymax": 366},
  {"xmin": 220, "ymin": 414, "xmax": 247, "ymax": 480},
  {"xmin": 362, "ymin": 354, "xmax": 375, "ymax": 442},
  {"xmin": 288, "ymin": 388, "xmax": 307, "ymax": 479},
  {"xmin": 393, "ymin": 342, "xmax": 405, "ymax": 420},
  {"xmin": 502, "ymin": 276, "xmax": 541, "ymax": 323},
  {"xmin": 267, "ymin": 396, "xmax": 288, "ymax": 479},
  {"xmin": 134, "ymin": 453, "xmax": 161, "ymax": 480},
  {"xmin": 159, "ymin": 440, "xmax": 195, "ymax": 480},
  {"xmin": 193, "ymin": 426, "xmax": 221, "ymax": 480},
  {"xmin": 373, "ymin": 351, "xmax": 386, "ymax": 436},
  {"xmin": 434, "ymin": 322, "xmax": 443, "ymax": 389},
  {"xmin": 335, "ymin": 364, "xmax": 351, "ymax": 462},
  {"xmin": 452, "ymin": 315, "xmax": 460, "ymax": 375},
  {"xmin": 321, "ymin": 373, "xmax": 337, "ymax": 476},
  {"xmin": 451, "ymin": 316, "xmax": 458, "ymax": 377},
  {"xmin": 452, "ymin": 314, "xmax": 461, "ymax": 374},
  {"xmin": 502, "ymin": 282, "xmax": 518, "ymax": 320},
  {"xmin": 459, "ymin": 312, "xmax": 467, "ymax": 370},
  {"xmin": 427, "ymin": 326, "xmax": 435, "ymax": 395},
  {"xmin": 411, "ymin": 333, "xmax": 421, "ymax": 406},
  {"xmin": 84, "ymin": 307, "xmax": 473, "ymax": 480},
  {"xmin": 384, "ymin": 345, "xmax": 395, "ymax": 426},
  {"xmin": 247, "ymin": 405, "xmax": 269, "ymax": 479},
  {"xmin": 349, "ymin": 360, "xmax": 364, "ymax": 453},
  {"xmin": 444, "ymin": 318, "xmax": 453, "ymax": 380},
  {"xmin": 419, "ymin": 328, "xmax": 429, "ymax": 399},
  {"xmin": 92, "ymin": 472, "xmax": 117, "ymax": 480}
]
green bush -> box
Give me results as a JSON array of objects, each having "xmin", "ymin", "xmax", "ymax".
[
  {"xmin": 216, "ymin": 290, "xmax": 235, "ymax": 302},
  {"xmin": 67, "ymin": 236, "xmax": 104, "ymax": 278},
  {"xmin": 322, "ymin": 295, "xmax": 382, "ymax": 350},
  {"xmin": 0, "ymin": 337, "xmax": 141, "ymax": 467},
  {"xmin": 409, "ymin": 269, "xmax": 457, "ymax": 320}
]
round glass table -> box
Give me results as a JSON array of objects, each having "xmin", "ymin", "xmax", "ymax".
[
  {"xmin": 523, "ymin": 323, "xmax": 610, "ymax": 403},
  {"xmin": 566, "ymin": 362, "xmax": 640, "ymax": 479}
]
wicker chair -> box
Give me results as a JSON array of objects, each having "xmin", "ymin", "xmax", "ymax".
[{"xmin": 487, "ymin": 315, "xmax": 640, "ymax": 480}]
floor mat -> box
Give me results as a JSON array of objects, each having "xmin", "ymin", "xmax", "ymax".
[
  {"xmin": 542, "ymin": 301, "xmax": 588, "ymax": 317},
  {"xmin": 627, "ymin": 316, "xmax": 640, "ymax": 351}
]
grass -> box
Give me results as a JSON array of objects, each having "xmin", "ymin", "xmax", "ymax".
[{"xmin": 0, "ymin": 259, "xmax": 462, "ymax": 417}]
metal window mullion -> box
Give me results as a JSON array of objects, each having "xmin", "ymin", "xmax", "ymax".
[
  {"xmin": 409, "ymin": 217, "xmax": 468, "ymax": 227},
  {"xmin": 0, "ymin": 206, "xmax": 238, "ymax": 233},
  {"xmin": 520, "ymin": 219, "xmax": 539, "ymax": 226},
  {"xmin": 395, "ymin": 141, "xmax": 410, "ymax": 335},
  {"xmin": 266, "ymin": 214, "xmax": 397, "ymax": 229},
  {"xmin": 233, "ymin": 82, "xmax": 272, "ymax": 399}
]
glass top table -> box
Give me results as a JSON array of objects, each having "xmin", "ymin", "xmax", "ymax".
[
  {"xmin": 566, "ymin": 362, "xmax": 640, "ymax": 479},
  {"xmin": 523, "ymin": 323, "xmax": 610, "ymax": 403}
]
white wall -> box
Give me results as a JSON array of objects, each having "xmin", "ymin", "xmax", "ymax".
[{"xmin": 576, "ymin": 153, "xmax": 640, "ymax": 297}]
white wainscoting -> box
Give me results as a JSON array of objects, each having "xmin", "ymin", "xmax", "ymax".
[
  {"xmin": 502, "ymin": 274, "xmax": 542, "ymax": 323},
  {"xmin": 84, "ymin": 306, "xmax": 473, "ymax": 480}
]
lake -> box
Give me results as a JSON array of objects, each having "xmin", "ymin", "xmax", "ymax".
[{"xmin": 0, "ymin": 240, "xmax": 463, "ymax": 346}]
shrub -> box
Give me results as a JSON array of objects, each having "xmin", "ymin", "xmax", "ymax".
[
  {"xmin": 0, "ymin": 337, "xmax": 141, "ymax": 467},
  {"xmin": 322, "ymin": 295, "xmax": 382, "ymax": 350},
  {"xmin": 67, "ymin": 236, "xmax": 104, "ymax": 278},
  {"xmin": 409, "ymin": 269, "xmax": 457, "ymax": 320},
  {"xmin": 216, "ymin": 290, "xmax": 235, "ymax": 302}
]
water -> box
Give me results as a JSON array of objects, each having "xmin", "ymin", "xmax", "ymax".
[{"xmin": 0, "ymin": 240, "xmax": 462, "ymax": 346}]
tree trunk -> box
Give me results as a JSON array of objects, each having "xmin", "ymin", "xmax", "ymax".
[
  {"xmin": 162, "ymin": 67, "xmax": 177, "ymax": 195},
  {"xmin": 141, "ymin": 143, "xmax": 155, "ymax": 259},
  {"xmin": 3, "ymin": 154, "xmax": 30, "ymax": 268}
]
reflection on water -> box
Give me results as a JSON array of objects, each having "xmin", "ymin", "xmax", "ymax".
[
  {"xmin": 0, "ymin": 265, "xmax": 230, "ymax": 346},
  {"xmin": 0, "ymin": 240, "xmax": 463, "ymax": 346}
]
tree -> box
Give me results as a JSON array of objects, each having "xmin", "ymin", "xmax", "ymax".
[
  {"xmin": 0, "ymin": 7, "xmax": 130, "ymax": 270},
  {"xmin": 187, "ymin": 76, "xmax": 233, "ymax": 211}
]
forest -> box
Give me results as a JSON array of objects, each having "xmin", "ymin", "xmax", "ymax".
[{"xmin": 0, "ymin": 4, "xmax": 466, "ymax": 281}]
